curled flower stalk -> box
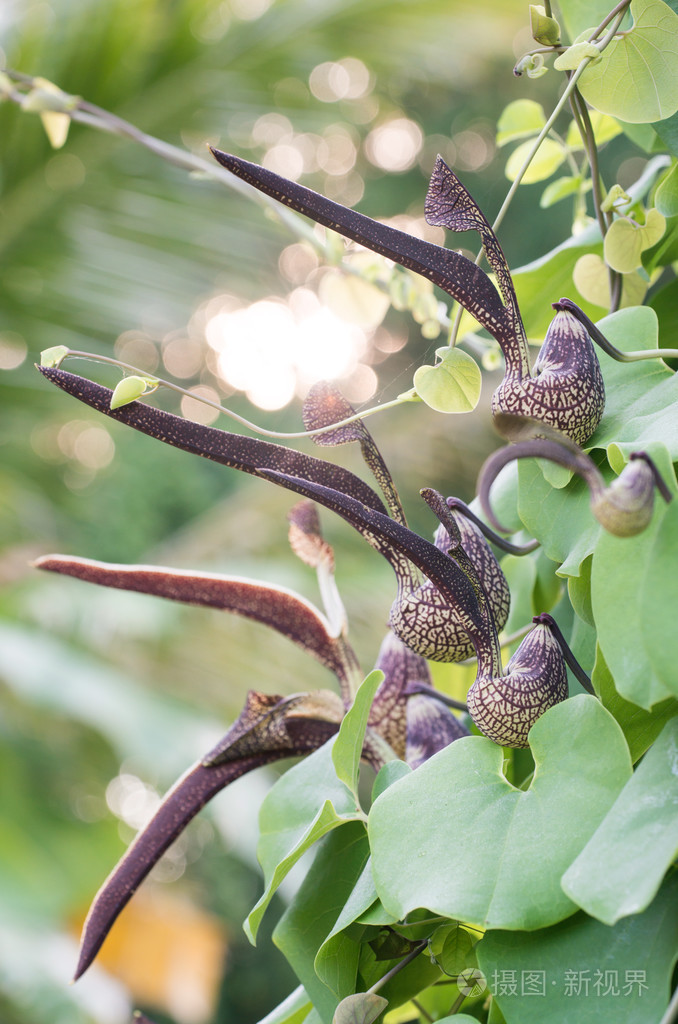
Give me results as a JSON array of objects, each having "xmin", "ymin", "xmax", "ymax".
[{"xmin": 479, "ymin": 414, "xmax": 674, "ymax": 538}]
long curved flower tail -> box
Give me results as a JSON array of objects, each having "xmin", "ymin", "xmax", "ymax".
[
  {"xmin": 424, "ymin": 155, "xmax": 526, "ymax": 358},
  {"xmin": 34, "ymin": 554, "xmax": 359, "ymax": 696},
  {"xmin": 74, "ymin": 753, "xmax": 276, "ymax": 981},
  {"xmin": 209, "ymin": 147, "xmax": 508, "ymax": 343},
  {"xmin": 302, "ymin": 381, "xmax": 406, "ymax": 525},
  {"xmin": 36, "ymin": 367, "xmax": 387, "ymax": 513},
  {"xmin": 74, "ymin": 690, "xmax": 343, "ymax": 980}
]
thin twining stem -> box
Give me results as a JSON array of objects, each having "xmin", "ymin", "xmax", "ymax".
[
  {"xmin": 411, "ymin": 998, "xmax": 435, "ymax": 1023},
  {"xmin": 2, "ymin": 70, "xmax": 321, "ymax": 250},
  {"xmin": 45, "ymin": 349, "xmax": 418, "ymax": 439},
  {"xmin": 3, "ymin": 69, "xmax": 479, "ymax": 348},
  {"xmin": 588, "ymin": 0, "xmax": 632, "ymax": 41},
  {"xmin": 448, "ymin": 1, "xmax": 631, "ymax": 347},
  {"xmin": 569, "ymin": 85, "xmax": 622, "ymax": 313},
  {"xmin": 557, "ymin": 300, "xmax": 678, "ymax": 362},
  {"xmin": 571, "ymin": 86, "xmax": 609, "ymax": 238},
  {"xmin": 368, "ymin": 940, "xmax": 429, "ymax": 995}
]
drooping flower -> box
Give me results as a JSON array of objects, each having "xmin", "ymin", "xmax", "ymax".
[
  {"xmin": 210, "ymin": 149, "xmax": 606, "ymax": 444},
  {"xmin": 35, "ymin": 371, "xmax": 479, "ymax": 979}
]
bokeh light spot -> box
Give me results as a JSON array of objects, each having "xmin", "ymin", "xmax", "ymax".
[
  {"xmin": 162, "ymin": 335, "xmax": 204, "ymax": 379},
  {"xmin": 180, "ymin": 385, "xmax": 222, "ymax": 425},
  {"xmin": 0, "ymin": 331, "xmax": 27, "ymax": 369},
  {"xmin": 365, "ymin": 118, "xmax": 423, "ymax": 172}
]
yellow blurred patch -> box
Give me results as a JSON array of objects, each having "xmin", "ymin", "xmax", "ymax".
[{"xmin": 73, "ymin": 885, "xmax": 228, "ymax": 1024}]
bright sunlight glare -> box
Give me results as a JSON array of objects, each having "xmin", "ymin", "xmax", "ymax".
[{"xmin": 204, "ymin": 289, "xmax": 369, "ymax": 411}]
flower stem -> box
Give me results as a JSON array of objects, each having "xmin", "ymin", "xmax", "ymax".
[
  {"xmin": 449, "ymin": 0, "xmax": 632, "ymax": 348},
  {"xmin": 368, "ymin": 940, "xmax": 428, "ymax": 995},
  {"xmin": 48, "ymin": 348, "xmax": 419, "ymax": 439},
  {"xmin": 411, "ymin": 997, "xmax": 435, "ymax": 1022}
]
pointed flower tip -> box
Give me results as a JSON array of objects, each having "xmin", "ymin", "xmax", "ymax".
[{"xmin": 72, "ymin": 951, "xmax": 89, "ymax": 983}]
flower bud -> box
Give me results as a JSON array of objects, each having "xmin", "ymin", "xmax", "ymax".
[
  {"xmin": 529, "ymin": 5, "xmax": 561, "ymax": 46},
  {"xmin": 590, "ymin": 456, "xmax": 657, "ymax": 537}
]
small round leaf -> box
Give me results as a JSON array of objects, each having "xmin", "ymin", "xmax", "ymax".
[
  {"xmin": 333, "ymin": 993, "xmax": 388, "ymax": 1024},
  {"xmin": 40, "ymin": 345, "xmax": 69, "ymax": 368},
  {"xmin": 504, "ymin": 138, "xmax": 567, "ymax": 184},
  {"xmin": 573, "ymin": 253, "xmax": 647, "ymax": 308},
  {"xmin": 413, "ymin": 347, "xmax": 481, "ymax": 413},
  {"xmin": 429, "ymin": 923, "xmax": 475, "ymax": 977},
  {"xmin": 604, "ymin": 210, "xmax": 666, "ymax": 273},
  {"xmin": 110, "ymin": 375, "xmax": 155, "ymax": 410},
  {"xmin": 496, "ymin": 99, "xmax": 546, "ymax": 146}
]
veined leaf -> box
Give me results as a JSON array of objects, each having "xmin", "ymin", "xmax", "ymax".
[
  {"xmin": 578, "ymin": 0, "xmax": 678, "ymax": 123},
  {"xmin": 561, "ymin": 718, "xmax": 678, "ymax": 923},
  {"xmin": 368, "ymin": 696, "xmax": 631, "ymax": 931},
  {"xmin": 413, "ymin": 347, "xmax": 481, "ymax": 413},
  {"xmin": 477, "ymin": 872, "xmax": 678, "ymax": 1024}
]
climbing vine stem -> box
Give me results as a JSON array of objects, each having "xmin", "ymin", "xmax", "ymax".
[{"xmin": 448, "ymin": 0, "xmax": 632, "ymax": 348}]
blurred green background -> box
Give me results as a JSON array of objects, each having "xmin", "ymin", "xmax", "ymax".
[{"xmin": 0, "ymin": 1, "xmax": 646, "ymax": 1021}]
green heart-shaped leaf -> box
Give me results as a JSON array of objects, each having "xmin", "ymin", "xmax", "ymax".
[
  {"xmin": 413, "ymin": 347, "xmax": 481, "ymax": 413},
  {"xmin": 578, "ymin": 0, "xmax": 678, "ymax": 123},
  {"xmin": 368, "ymin": 696, "xmax": 631, "ymax": 931},
  {"xmin": 604, "ymin": 210, "xmax": 666, "ymax": 273}
]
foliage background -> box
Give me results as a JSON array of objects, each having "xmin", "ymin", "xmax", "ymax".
[{"xmin": 0, "ymin": 1, "xmax": 664, "ymax": 1022}]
